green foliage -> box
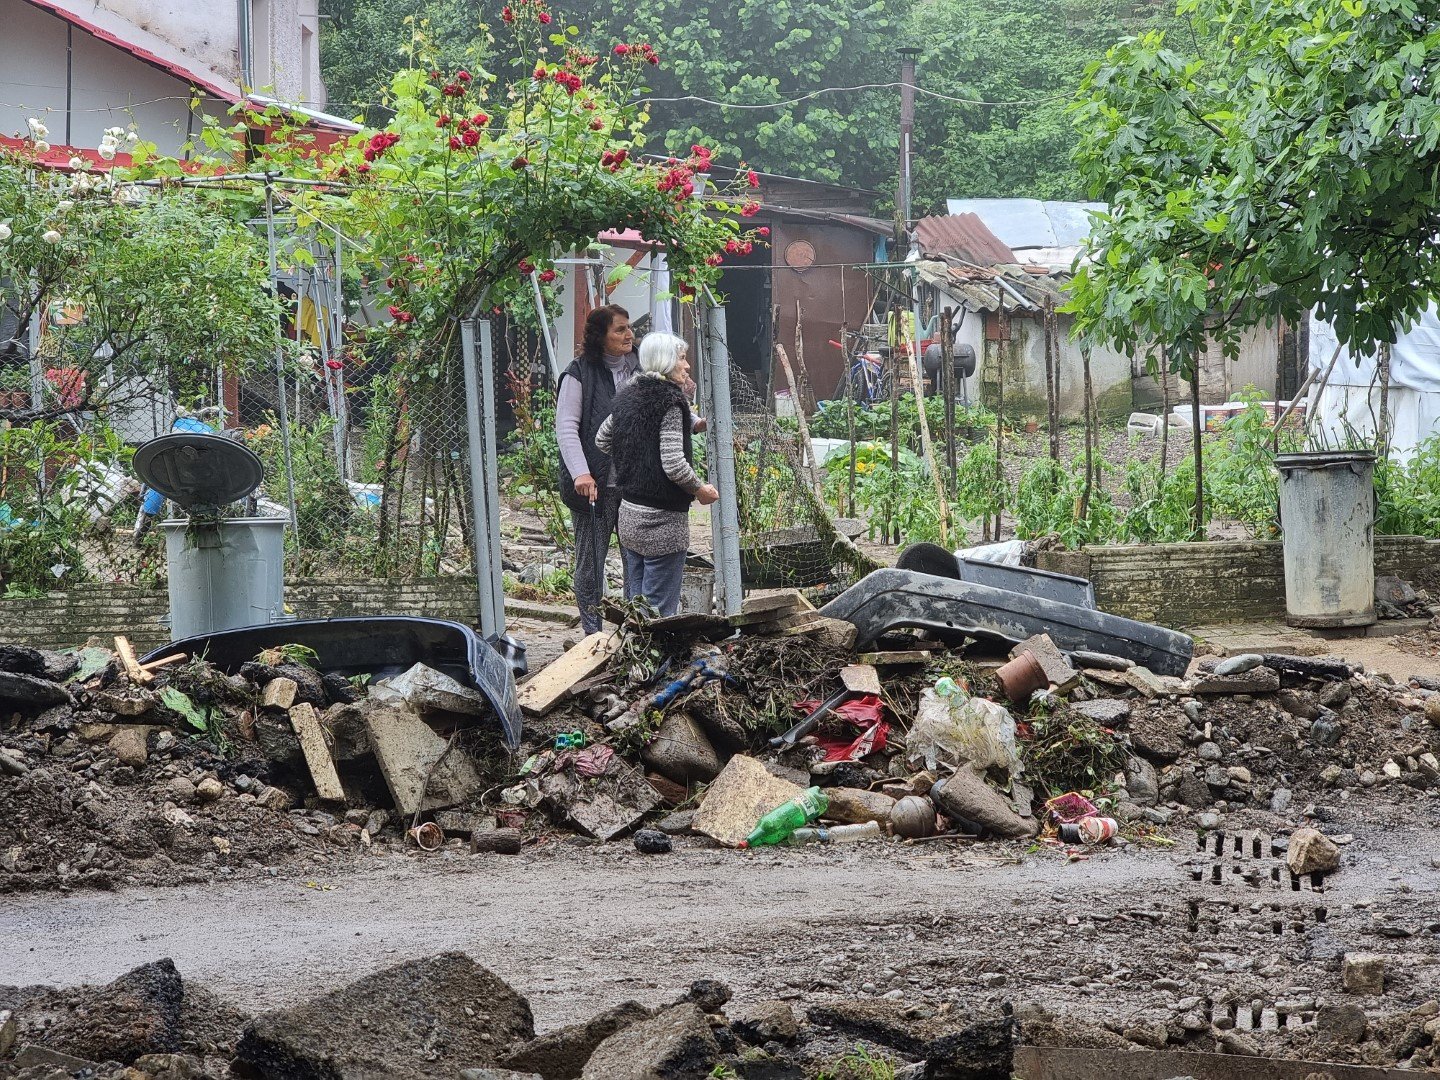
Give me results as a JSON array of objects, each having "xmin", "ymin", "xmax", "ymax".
[
  {"xmin": 1116, "ymin": 455, "xmax": 1200, "ymax": 543},
  {"xmin": 950, "ymin": 440, "xmax": 1005, "ymax": 522},
  {"xmin": 1375, "ymin": 438, "xmax": 1440, "ymax": 538},
  {"xmin": 810, "ymin": 394, "xmax": 996, "ymax": 446},
  {"xmin": 245, "ymin": 417, "xmax": 353, "ymax": 551},
  {"xmin": 259, "ymin": 644, "xmax": 323, "ymax": 669},
  {"xmin": 160, "ymin": 686, "xmax": 230, "ymax": 751},
  {"xmin": 500, "ymin": 370, "xmax": 571, "ymax": 548},
  {"xmin": 1013, "ymin": 456, "xmax": 1117, "ymax": 547},
  {"xmin": 822, "ymin": 441, "xmax": 944, "ymax": 542},
  {"xmin": 1067, "ymin": 0, "xmax": 1440, "ymax": 375},
  {"xmin": 911, "ymin": 0, "xmax": 1173, "ymax": 205},
  {"xmin": 1203, "ymin": 391, "xmax": 1287, "ymax": 537}
]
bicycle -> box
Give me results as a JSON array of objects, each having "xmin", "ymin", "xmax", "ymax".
[{"xmin": 829, "ymin": 332, "xmax": 893, "ymax": 405}]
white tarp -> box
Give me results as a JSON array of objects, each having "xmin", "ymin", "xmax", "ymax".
[{"xmin": 1307, "ymin": 306, "xmax": 1440, "ymax": 460}]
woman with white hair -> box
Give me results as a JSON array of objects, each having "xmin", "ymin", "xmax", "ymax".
[{"xmin": 595, "ymin": 332, "xmax": 719, "ymax": 615}]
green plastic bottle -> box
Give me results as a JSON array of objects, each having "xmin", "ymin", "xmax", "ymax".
[{"xmin": 740, "ymin": 787, "xmax": 829, "ymax": 848}]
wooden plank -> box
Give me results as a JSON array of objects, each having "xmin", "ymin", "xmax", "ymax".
[
  {"xmin": 773, "ymin": 343, "xmax": 821, "ymax": 492},
  {"xmin": 288, "ymin": 703, "xmax": 345, "ymax": 802},
  {"xmin": 516, "ymin": 631, "xmax": 622, "ymax": 717},
  {"xmin": 139, "ymin": 653, "xmax": 187, "ymax": 673},
  {"xmin": 113, "ymin": 636, "xmax": 151, "ymax": 684}
]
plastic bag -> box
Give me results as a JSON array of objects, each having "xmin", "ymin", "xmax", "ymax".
[{"xmin": 907, "ymin": 683, "xmax": 1022, "ymax": 777}]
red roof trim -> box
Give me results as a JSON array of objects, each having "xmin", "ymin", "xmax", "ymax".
[
  {"xmin": 18, "ymin": 0, "xmax": 240, "ymax": 103},
  {"xmin": 0, "ymin": 134, "xmax": 133, "ymax": 171}
]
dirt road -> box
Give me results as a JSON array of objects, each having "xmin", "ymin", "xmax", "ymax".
[{"xmin": 6, "ymin": 821, "xmax": 1438, "ymax": 1044}]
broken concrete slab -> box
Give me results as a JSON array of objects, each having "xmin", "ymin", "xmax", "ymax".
[
  {"xmin": 22, "ymin": 958, "xmax": 185, "ymax": 1065},
  {"xmin": 94, "ymin": 687, "xmax": 160, "ymax": 717},
  {"xmin": 461, "ymin": 1070, "xmax": 544, "ymax": 1080},
  {"xmin": 930, "ymin": 765, "xmax": 1038, "ymax": 840},
  {"xmin": 731, "ymin": 1001, "xmax": 799, "ymax": 1044},
  {"xmin": 1069, "ymin": 699, "xmax": 1130, "ymax": 725},
  {"xmin": 1010, "ymin": 634, "xmax": 1080, "ymax": 693},
  {"xmin": 237, "ymin": 952, "xmax": 534, "ymax": 1080},
  {"xmin": 579, "ymin": 1004, "xmax": 720, "ymax": 1080},
  {"xmin": 0, "ymin": 670, "xmax": 72, "ymax": 710},
  {"xmin": 640, "ymin": 712, "xmax": 722, "ymax": 785},
  {"xmin": 806, "ymin": 999, "xmax": 1014, "ymax": 1078},
  {"xmin": 376, "ymin": 662, "xmax": 489, "ymax": 716},
  {"xmin": 365, "ymin": 702, "xmax": 482, "ymax": 817},
  {"xmin": 821, "ymin": 786, "xmax": 897, "ymax": 826},
  {"xmin": 1193, "ymin": 665, "xmax": 1281, "ymax": 695},
  {"xmin": 517, "ymin": 632, "xmax": 623, "ymax": 717},
  {"xmin": 1287, "ymin": 827, "xmax": 1342, "ymax": 876},
  {"xmin": 539, "ymin": 760, "xmax": 661, "ymax": 841},
  {"xmin": 261, "ymin": 677, "xmax": 299, "ymax": 710},
  {"xmin": 692, "ymin": 755, "xmax": 805, "ymax": 848},
  {"xmin": 1124, "ymin": 666, "xmax": 1169, "ymax": 699},
  {"xmin": 1342, "ymin": 954, "xmax": 1386, "ymax": 996},
  {"xmin": 839, "ymin": 663, "xmax": 882, "ymax": 695},
  {"xmin": 500, "ymin": 1001, "xmax": 653, "ymax": 1079},
  {"xmin": 12, "ymin": 1045, "xmax": 99, "ymax": 1071},
  {"xmin": 288, "ymin": 703, "xmax": 345, "ymax": 803},
  {"xmin": 109, "ymin": 727, "xmax": 150, "ymax": 769}
]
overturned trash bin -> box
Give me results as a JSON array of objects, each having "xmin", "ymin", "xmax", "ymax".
[{"xmin": 1276, "ymin": 450, "xmax": 1376, "ymax": 628}]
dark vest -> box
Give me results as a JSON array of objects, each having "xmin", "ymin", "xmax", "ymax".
[
  {"xmin": 610, "ymin": 376, "xmax": 694, "ymax": 513},
  {"xmin": 557, "ymin": 354, "xmax": 630, "ymax": 514}
]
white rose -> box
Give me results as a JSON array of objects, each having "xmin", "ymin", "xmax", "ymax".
[
  {"xmin": 33, "ymin": 140, "xmax": 50, "ymax": 153},
  {"xmin": 56, "ymin": 200, "xmax": 73, "ymax": 211},
  {"xmin": 27, "ymin": 118, "xmax": 48, "ymax": 138},
  {"xmin": 42, "ymin": 229, "xmax": 62, "ymax": 243},
  {"xmin": 0, "ymin": 222, "xmax": 11, "ymax": 242},
  {"xmin": 97, "ymin": 144, "xmax": 116, "ymax": 161},
  {"xmin": 126, "ymin": 131, "xmax": 139, "ymax": 144},
  {"xmin": 68, "ymin": 156, "xmax": 84, "ymax": 169}
]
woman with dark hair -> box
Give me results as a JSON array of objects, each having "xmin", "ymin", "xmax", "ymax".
[{"xmin": 555, "ymin": 304, "xmax": 637, "ymax": 634}]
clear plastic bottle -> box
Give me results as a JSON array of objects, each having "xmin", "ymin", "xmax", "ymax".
[
  {"xmin": 783, "ymin": 821, "xmax": 883, "ymax": 845},
  {"xmin": 740, "ymin": 787, "xmax": 829, "ymax": 848}
]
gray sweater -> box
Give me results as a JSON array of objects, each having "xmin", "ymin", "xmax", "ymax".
[{"xmin": 595, "ymin": 399, "xmax": 700, "ymax": 557}]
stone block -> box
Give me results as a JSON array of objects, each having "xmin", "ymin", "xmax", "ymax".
[
  {"xmin": 692, "ymin": 755, "xmax": 804, "ymax": 848},
  {"xmin": 580, "ymin": 1004, "xmax": 720, "ymax": 1080},
  {"xmin": 1193, "ymin": 666, "xmax": 1281, "ymax": 695},
  {"xmin": 731, "ymin": 1001, "xmax": 799, "ymax": 1044},
  {"xmin": 109, "ymin": 727, "xmax": 150, "ymax": 769},
  {"xmin": 365, "ymin": 702, "xmax": 482, "ymax": 816},
  {"xmin": 1287, "ymin": 827, "xmax": 1341, "ymax": 876},
  {"xmin": 1342, "ymin": 954, "xmax": 1386, "ymax": 996},
  {"xmin": 501, "ymin": 1001, "xmax": 652, "ymax": 1079},
  {"xmin": 1010, "ymin": 634, "xmax": 1080, "ymax": 692}
]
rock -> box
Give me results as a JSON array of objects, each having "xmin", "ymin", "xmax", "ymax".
[
  {"xmin": 1142, "ymin": 806, "xmax": 1174, "ymax": 825},
  {"xmin": 1425, "ymin": 695, "xmax": 1440, "ymax": 728},
  {"xmin": 0, "ymin": 670, "xmax": 73, "ymax": 710},
  {"xmin": 255, "ymin": 785, "xmax": 291, "ymax": 812},
  {"xmin": 0, "ymin": 747, "xmax": 27, "ymax": 776},
  {"xmin": 0, "ymin": 1009, "xmax": 13, "ymax": 1058},
  {"xmin": 683, "ymin": 980, "xmax": 731, "ymax": 1013},
  {"xmin": 0, "ymin": 643, "xmax": 54, "ymax": 676},
  {"xmin": 1383, "ymin": 759, "xmax": 1404, "ymax": 779},
  {"xmin": 807, "ymin": 999, "xmax": 1014, "ymax": 1077},
  {"xmin": 238, "ymin": 952, "xmax": 534, "ymax": 1079},
  {"xmin": 633, "ymin": 829, "xmax": 672, "ymax": 855},
  {"xmin": 580, "ymin": 1004, "xmax": 720, "ymax": 1080},
  {"xmin": 109, "ymin": 727, "xmax": 150, "ymax": 769},
  {"xmin": 1214, "ymin": 654, "xmax": 1264, "ymax": 676},
  {"xmin": 1343, "ymin": 954, "xmax": 1386, "ymax": 995},
  {"xmin": 166, "ymin": 777, "xmax": 197, "ymax": 804},
  {"xmin": 1277, "ymin": 689, "xmax": 1321, "ymax": 719},
  {"xmin": 261, "ymin": 677, "xmax": 299, "ymax": 710},
  {"xmin": 1288, "ymin": 828, "xmax": 1341, "ymax": 876},
  {"xmin": 1317, "ymin": 1003, "xmax": 1369, "ymax": 1043},
  {"xmin": 731, "ymin": 1001, "xmax": 799, "ymax": 1044},
  {"xmin": 930, "ymin": 765, "xmax": 1039, "ymax": 840},
  {"xmin": 1182, "ymin": 700, "xmax": 1203, "ymax": 724},
  {"xmin": 1072, "ymin": 651, "xmax": 1133, "ymax": 671},
  {"xmin": 1310, "ymin": 712, "xmax": 1343, "ymax": 748},
  {"xmin": 1192, "ymin": 666, "xmax": 1281, "ymax": 695},
  {"xmin": 822, "ymin": 786, "xmax": 897, "ymax": 825},
  {"xmin": 1172, "ymin": 770, "xmax": 1212, "ymax": 809},
  {"xmin": 656, "ymin": 810, "xmax": 696, "ymax": 835},
  {"xmin": 639, "ymin": 713, "xmax": 721, "ymax": 785},
  {"xmin": 1195, "ymin": 812, "xmax": 1220, "ymax": 829},
  {"xmin": 1123, "ymin": 1022, "xmax": 1170, "ymax": 1049},
  {"xmin": 1218, "ymin": 1030, "xmax": 1260, "ymax": 1056},
  {"xmin": 500, "ymin": 1001, "xmax": 653, "ymax": 1080},
  {"xmin": 1376, "ymin": 575, "xmax": 1419, "ymax": 607},
  {"xmin": 1071, "ymin": 699, "xmax": 1130, "ymax": 725},
  {"xmin": 1197, "ymin": 741, "xmax": 1222, "ymax": 762},
  {"xmin": 96, "ymin": 688, "xmax": 161, "ymax": 717},
  {"xmin": 1270, "ymin": 788, "xmax": 1293, "ymax": 813},
  {"xmin": 364, "ymin": 809, "xmax": 390, "ymax": 836},
  {"xmin": 1125, "ymin": 666, "xmax": 1169, "ymax": 699},
  {"xmin": 374, "ymin": 662, "xmax": 488, "ymax": 716},
  {"xmin": 692, "ymin": 755, "xmax": 804, "ymax": 848},
  {"xmin": 195, "ymin": 777, "xmax": 224, "ymax": 803},
  {"xmin": 461, "ymin": 1070, "xmax": 544, "ymax": 1080},
  {"xmin": 26, "ymin": 959, "xmax": 185, "ymax": 1065},
  {"xmin": 1227, "ymin": 766, "xmax": 1252, "ymax": 785},
  {"xmin": 1130, "ymin": 711, "xmax": 1189, "ymax": 764},
  {"xmin": 1204, "ymin": 765, "xmax": 1229, "ymax": 789}
]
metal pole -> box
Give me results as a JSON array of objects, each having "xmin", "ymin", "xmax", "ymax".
[
  {"xmin": 528, "ymin": 270, "xmax": 562, "ymax": 383},
  {"xmin": 705, "ymin": 301, "xmax": 743, "ymax": 615},
  {"xmin": 462, "ymin": 317, "xmax": 505, "ymax": 636},
  {"xmin": 264, "ymin": 181, "xmax": 300, "ymax": 534},
  {"xmin": 898, "ymin": 47, "xmax": 919, "ymax": 245}
]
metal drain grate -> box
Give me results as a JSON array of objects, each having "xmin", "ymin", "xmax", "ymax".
[
  {"xmin": 1186, "ymin": 898, "xmax": 1329, "ymax": 937},
  {"xmin": 1189, "ymin": 830, "xmax": 1326, "ymax": 892}
]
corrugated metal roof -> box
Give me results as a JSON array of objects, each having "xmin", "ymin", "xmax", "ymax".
[
  {"xmin": 942, "ymin": 198, "xmax": 1106, "ymax": 249},
  {"xmin": 21, "ymin": 0, "xmax": 240, "ymax": 102},
  {"xmin": 913, "ymin": 259, "xmax": 1067, "ymax": 314},
  {"xmin": 915, "ymin": 213, "xmax": 1016, "ymax": 266}
]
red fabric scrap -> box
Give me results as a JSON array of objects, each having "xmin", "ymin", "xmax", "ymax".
[{"xmin": 794, "ymin": 694, "xmax": 890, "ymax": 761}]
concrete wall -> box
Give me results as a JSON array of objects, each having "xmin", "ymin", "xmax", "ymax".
[
  {"xmin": 979, "ymin": 311, "xmax": 1133, "ymax": 420},
  {"xmin": 0, "ymin": 579, "xmax": 484, "ymax": 654},
  {"xmin": 1035, "ymin": 536, "xmax": 1440, "ymax": 628}
]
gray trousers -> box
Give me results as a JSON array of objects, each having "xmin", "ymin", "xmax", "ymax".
[
  {"xmin": 571, "ymin": 489, "xmax": 621, "ymax": 635},
  {"xmin": 621, "ymin": 547, "xmax": 687, "ymax": 617}
]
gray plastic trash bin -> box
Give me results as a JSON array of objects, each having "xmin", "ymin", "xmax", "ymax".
[
  {"xmin": 160, "ymin": 518, "xmax": 288, "ymax": 640},
  {"xmin": 1276, "ymin": 450, "xmax": 1376, "ymax": 628}
]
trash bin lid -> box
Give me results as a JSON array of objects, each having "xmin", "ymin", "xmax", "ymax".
[{"xmin": 133, "ymin": 432, "xmax": 264, "ymax": 509}]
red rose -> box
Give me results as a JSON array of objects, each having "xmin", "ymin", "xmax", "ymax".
[
  {"xmin": 472, "ymin": 112, "xmax": 489, "ymax": 125},
  {"xmin": 646, "ymin": 53, "xmax": 659, "ymax": 65},
  {"xmin": 706, "ymin": 253, "xmax": 723, "ymax": 266},
  {"xmin": 590, "ymin": 118, "xmax": 604, "ymax": 130},
  {"xmin": 462, "ymin": 128, "xmax": 479, "ymax": 146},
  {"xmin": 398, "ymin": 311, "xmax": 414, "ymax": 324},
  {"xmin": 534, "ymin": 65, "xmax": 547, "ymax": 80},
  {"xmin": 387, "ymin": 305, "xmax": 403, "ymax": 319},
  {"xmin": 747, "ymin": 169, "xmax": 759, "ymax": 187},
  {"xmin": 539, "ymin": 11, "xmax": 552, "ymax": 22},
  {"xmin": 502, "ymin": 5, "xmax": 514, "ymax": 20},
  {"xmin": 511, "ymin": 155, "xmax": 529, "ymax": 168},
  {"xmin": 757, "ymin": 226, "xmax": 770, "ymax": 237},
  {"xmin": 740, "ymin": 201, "xmax": 759, "ymax": 217},
  {"xmin": 436, "ymin": 114, "xmax": 451, "ymax": 127},
  {"xmin": 614, "ymin": 43, "xmax": 630, "ymax": 55},
  {"xmin": 538, "ymin": 269, "xmax": 557, "ymax": 283},
  {"xmin": 326, "ymin": 359, "xmax": 343, "ymax": 370},
  {"xmin": 357, "ymin": 162, "xmax": 371, "ymax": 173},
  {"xmin": 518, "ymin": 258, "xmax": 535, "ymax": 274}
]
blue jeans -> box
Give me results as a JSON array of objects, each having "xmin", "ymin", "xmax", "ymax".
[{"xmin": 621, "ymin": 548, "xmax": 687, "ymax": 617}]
